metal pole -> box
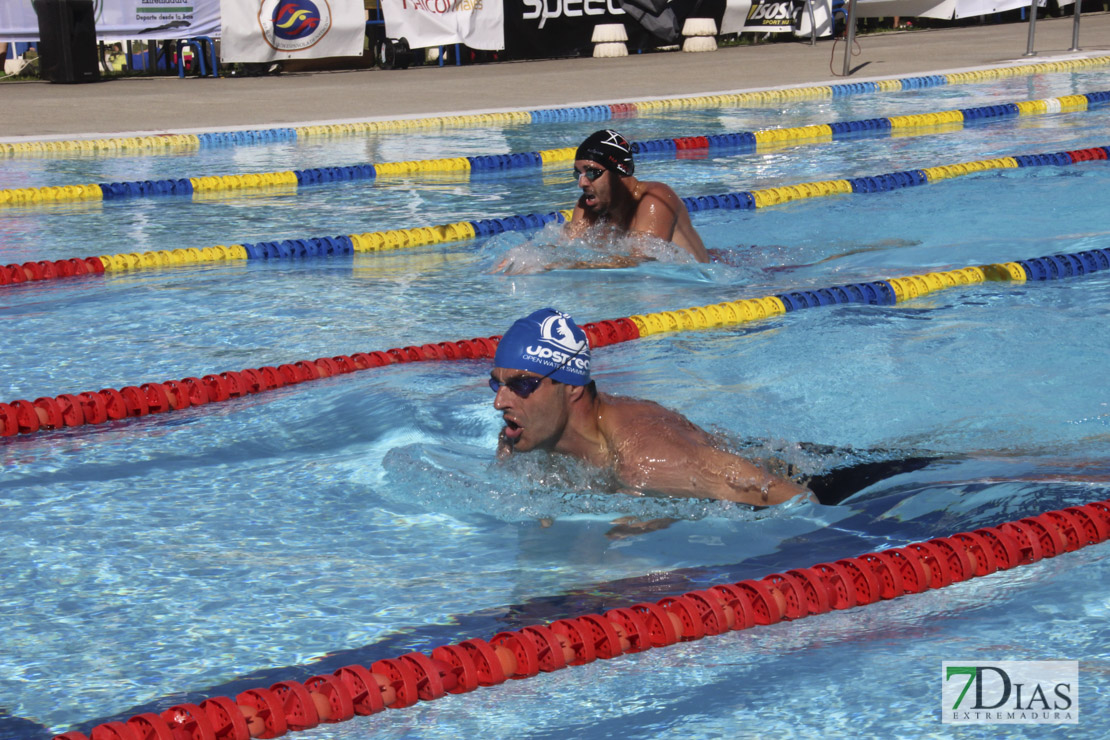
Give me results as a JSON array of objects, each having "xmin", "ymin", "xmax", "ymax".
[
  {"xmin": 1024, "ymin": 0, "xmax": 1038, "ymax": 56},
  {"xmin": 806, "ymin": 0, "xmax": 818, "ymax": 46},
  {"xmin": 1070, "ymin": 0, "xmax": 1082, "ymax": 52},
  {"xmin": 841, "ymin": 0, "xmax": 858, "ymax": 77}
]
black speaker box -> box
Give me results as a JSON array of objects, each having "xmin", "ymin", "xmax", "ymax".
[{"xmin": 34, "ymin": 0, "xmax": 100, "ymax": 83}]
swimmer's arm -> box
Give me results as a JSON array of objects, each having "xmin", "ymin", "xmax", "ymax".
[
  {"xmin": 491, "ymin": 250, "xmax": 647, "ymax": 274},
  {"xmin": 629, "ymin": 190, "xmax": 710, "ymax": 263},
  {"xmin": 628, "ymin": 191, "xmax": 679, "ymax": 243},
  {"xmin": 564, "ymin": 203, "xmax": 589, "ymax": 239},
  {"xmin": 617, "ymin": 439, "xmax": 811, "ymax": 506},
  {"xmin": 561, "ymin": 254, "xmax": 652, "ymax": 270}
]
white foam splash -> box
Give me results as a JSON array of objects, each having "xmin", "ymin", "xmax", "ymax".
[
  {"xmin": 483, "ymin": 222, "xmax": 699, "ymax": 275},
  {"xmin": 379, "ymin": 439, "xmax": 796, "ymax": 523}
]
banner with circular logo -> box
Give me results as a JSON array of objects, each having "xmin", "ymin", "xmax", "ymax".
[{"xmin": 221, "ymin": 0, "xmax": 364, "ymax": 62}]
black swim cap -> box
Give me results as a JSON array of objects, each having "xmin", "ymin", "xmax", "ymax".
[{"xmin": 575, "ymin": 129, "xmax": 634, "ymax": 176}]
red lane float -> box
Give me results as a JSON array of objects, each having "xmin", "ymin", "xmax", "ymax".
[
  {"xmin": 0, "ymin": 257, "xmax": 103, "ymax": 287},
  {"xmin": 609, "ymin": 102, "xmax": 637, "ymax": 118},
  {"xmin": 2, "ymin": 318, "xmax": 641, "ymax": 439},
  {"xmin": 55, "ymin": 499, "xmax": 1110, "ymax": 740}
]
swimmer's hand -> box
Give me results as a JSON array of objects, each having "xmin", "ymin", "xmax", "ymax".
[
  {"xmin": 489, "ymin": 246, "xmax": 557, "ymax": 276},
  {"xmin": 490, "ymin": 254, "xmax": 647, "ymax": 274},
  {"xmin": 605, "ymin": 516, "xmax": 679, "ymax": 540},
  {"xmin": 490, "ymin": 255, "xmax": 537, "ymax": 276},
  {"xmin": 560, "ymin": 254, "xmax": 654, "ymax": 270},
  {"xmin": 496, "ymin": 428, "xmax": 514, "ymax": 460}
]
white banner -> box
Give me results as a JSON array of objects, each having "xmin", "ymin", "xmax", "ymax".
[
  {"xmin": 379, "ymin": 0, "xmax": 504, "ymax": 51},
  {"xmin": 854, "ymin": 0, "xmax": 1060, "ymax": 19},
  {"xmin": 719, "ymin": 0, "xmax": 1066, "ymax": 32},
  {"xmin": 1, "ymin": 0, "xmax": 221, "ymax": 43},
  {"xmin": 219, "ymin": 0, "xmax": 365, "ymax": 62},
  {"xmin": 794, "ymin": 0, "xmax": 835, "ymax": 38}
]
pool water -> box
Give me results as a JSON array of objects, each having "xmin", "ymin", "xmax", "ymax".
[{"xmin": 2, "ymin": 64, "xmax": 1110, "ymax": 739}]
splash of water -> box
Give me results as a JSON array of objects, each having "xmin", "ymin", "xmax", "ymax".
[
  {"xmin": 481, "ymin": 222, "xmax": 700, "ymax": 275},
  {"xmin": 380, "ymin": 435, "xmax": 824, "ymax": 525}
]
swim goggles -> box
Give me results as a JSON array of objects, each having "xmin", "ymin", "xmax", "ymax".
[
  {"xmin": 488, "ymin": 374, "xmax": 548, "ymax": 398},
  {"xmin": 489, "ymin": 342, "xmax": 587, "ymax": 398},
  {"xmin": 574, "ymin": 166, "xmax": 606, "ymax": 183}
]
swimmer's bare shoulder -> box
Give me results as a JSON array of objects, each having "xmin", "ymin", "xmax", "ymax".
[
  {"xmin": 629, "ymin": 182, "xmax": 709, "ymax": 263},
  {"xmin": 596, "ymin": 393, "xmax": 808, "ymax": 505},
  {"xmin": 597, "ymin": 393, "xmax": 703, "ymax": 440}
]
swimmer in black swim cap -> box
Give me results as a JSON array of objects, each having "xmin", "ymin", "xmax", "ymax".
[
  {"xmin": 566, "ymin": 129, "xmax": 709, "ymax": 263},
  {"xmin": 490, "ymin": 308, "xmax": 808, "ymax": 505}
]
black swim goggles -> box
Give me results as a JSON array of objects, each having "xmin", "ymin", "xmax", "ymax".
[
  {"xmin": 488, "ymin": 374, "xmax": 548, "ymax": 398},
  {"xmin": 574, "ymin": 166, "xmax": 606, "ymax": 183},
  {"xmin": 489, "ymin": 356, "xmax": 569, "ymax": 397}
]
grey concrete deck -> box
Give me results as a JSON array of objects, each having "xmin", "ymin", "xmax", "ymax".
[{"xmin": 1, "ymin": 13, "xmax": 1108, "ymax": 140}]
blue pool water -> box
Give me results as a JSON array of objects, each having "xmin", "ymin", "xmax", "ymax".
[{"xmin": 2, "ymin": 63, "xmax": 1110, "ymax": 739}]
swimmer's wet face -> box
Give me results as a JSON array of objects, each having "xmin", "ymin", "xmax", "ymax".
[
  {"xmin": 575, "ymin": 158, "xmax": 615, "ymax": 215},
  {"xmin": 491, "ymin": 308, "xmax": 590, "ymax": 453},
  {"xmin": 491, "ymin": 368, "xmax": 573, "ymax": 452}
]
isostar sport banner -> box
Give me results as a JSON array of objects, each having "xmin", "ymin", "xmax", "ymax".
[
  {"xmin": 1, "ymin": 0, "xmax": 221, "ymax": 42},
  {"xmin": 378, "ymin": 0, "xmax": 504, "ymax": 51},
  {"xmin": 720, "ymin": 0, "xmax": 798, "ymax": 33},
  {"xmin": 219, "ymin": 0, "xmax": 365, "ymax": 62}
]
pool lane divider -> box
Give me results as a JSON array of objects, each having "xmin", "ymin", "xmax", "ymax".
[
  {"xmin": 3, "ymin": 143, "xmax": 1109, "ymax": 291},
  {"xmin": 6, "ymin": 55, "xmax": 1110, "ymax": 161},
  {"xmin": 5, "ymin": 89, "xmax": 1110, "ymax": 207},
  {"xmin": 52, "ymin": 500, "xmax": 1110, "ymax": 740},
  {"xmin": 4, "ymin": 245, "xmax": 1110, "ymax": 439}
]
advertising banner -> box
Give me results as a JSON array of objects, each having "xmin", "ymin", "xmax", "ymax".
[
  {"xmin": 502, "ymin": 0, "xmax": 729, "ymax": 58},
  {"xmin": 854, "ymin": 0, "xmax": 1058, "ymax": 18},
  {"xmin": 220, "ymin": 0, "xmax": 365, "ymax": 62},
  {"xmin": 1, "ymin": 0, "xmax": 221, "ymax": 42},
  {"xmin": 735, "ymin": 0, "xmax": 798, "ymax": 32},
  {"xmin": 378, "ymin": 0, "xmax": 504, "ymax": 50},
  {"xmin": 503, "ymin": 0, "xmax": 626, "ymax": 58}
]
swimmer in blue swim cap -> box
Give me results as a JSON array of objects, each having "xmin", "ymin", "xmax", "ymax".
[
  {"xmin": 490, "ymin": 308, "xmax": 808, "ymax": 506},
  {"xmin": 565, "ymin": 130, "xmax": 709, "ymax": 263}
]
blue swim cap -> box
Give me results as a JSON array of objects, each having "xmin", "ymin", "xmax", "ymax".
[{"xmin": 494, "ymin": 308, "xmax": 591, "ymax": 385}]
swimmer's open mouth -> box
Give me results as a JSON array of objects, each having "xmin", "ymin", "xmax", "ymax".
[
  {"xmin": 503, "ymin": 419, "xmax": 523, "ymax": 442},
  {"xmin": 582, "ymin": 192, "xmax": 598, "ymax": 207}
]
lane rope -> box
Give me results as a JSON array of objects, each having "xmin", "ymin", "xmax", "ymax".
[
  {"xmin": 51, "ymin": 498, "xmax": 1110, "ymax": 740},
  {"xmin": 4, "ymin": 56, "xmax": 1108, "ymax": 159},
  {"xmin": 3, "ymin": 142, "xmax": 1108, "ymax": 290},
  {"xmin": 3, "ymin": 244, "xmax": 1108, "ymax": 438},
  {"xmin": 3, "ymin": 90, "xmax": 1108, "ymax": 206}
]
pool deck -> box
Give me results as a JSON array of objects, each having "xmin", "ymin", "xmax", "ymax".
[{"xmin": 1, "ymin": 13, "xmax": 1109, "ymax": 140}]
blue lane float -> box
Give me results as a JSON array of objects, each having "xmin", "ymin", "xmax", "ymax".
[
  {"xmin": 1019, "ymin": 249, "xmax": 1110, "ymax": 280},
  {"xmin": 241, "ymin": 236, "xmax": 355, "ymax": 260},
  {"xmin": 196, "ymin": 129, "xmax": 297, "ymax": 146},
  {"xmin": 294, "ymin": 166, "xmax": 376, "ymax": 185},
  {"xmin": 776, "ymin": 281, "xmax": 898, "ymax": 311}
]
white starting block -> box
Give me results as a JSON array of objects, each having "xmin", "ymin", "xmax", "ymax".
[
  {"xmin": 682, "ymin": 18, "xmax": 718, "ymax": 53},
  {"xmin": 592, "ymin": 24, "xmax": 629, "ymax": 58}
]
